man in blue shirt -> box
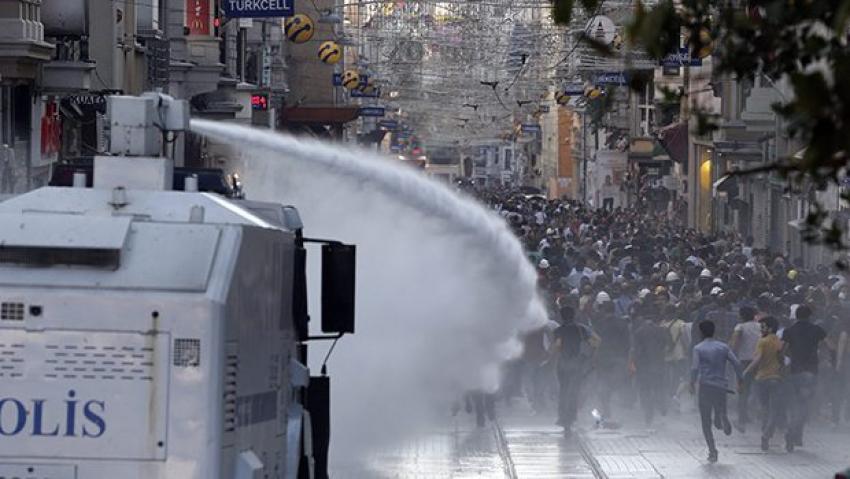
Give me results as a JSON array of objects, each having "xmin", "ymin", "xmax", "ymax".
[{"xmin": 690, "ymin": 320, "xmax": 744, "ymax": 463}]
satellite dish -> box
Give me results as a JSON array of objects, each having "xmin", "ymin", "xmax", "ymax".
[{"xmin": 585, "ymin": 15, "xmax": 616, "ymax": 45}]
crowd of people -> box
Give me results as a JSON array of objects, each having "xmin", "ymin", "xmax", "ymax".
[{"xmin": 472, "ymin": 187, "xmax": 850, "ymax": 464}]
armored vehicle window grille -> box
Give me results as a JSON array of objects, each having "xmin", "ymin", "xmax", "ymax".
[
  {"xmin": 0, "ymin": 343, "xmax": 25, "ymax": 378},
  {"xmin": 0, "ymin": 246, "xmax": 120, "ymax": 269},
  {"xmin": 224, "ymin": 353, "xmax": 238, "ymax": 432},
  {"xmin": 1, "ymin": 302, "xmax": 24, "ymax": 321},
  {"xmin": 42, "ymin": 343, "xmax": 154, "ymax": 381},
  {"xmin": 173, "ymin": 338, "xmax": 201, "ymax": 367}
]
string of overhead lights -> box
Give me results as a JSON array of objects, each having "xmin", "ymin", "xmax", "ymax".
[{"xmin": 324, "ymin": 0, "xmax": 653, "ymax": 144}]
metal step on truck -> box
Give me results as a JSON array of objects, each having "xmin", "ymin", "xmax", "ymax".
[{"xmin": 0, "ymin": 93, "xmax": 355, "ymax": 479}]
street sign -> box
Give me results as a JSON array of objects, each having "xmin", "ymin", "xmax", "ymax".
[
  {"xmin": 521, "ymin": 124, "xmax": 541, "ymax": 134},
  {"xmin": 378, "ymin": 120, "xmax": 398, "ymax": 130},
  {"xmin": 595, "ymin": 72, "xmax": 628, "ymax": 85},
  {"xmin": 359, "ymin": 107, "xmax": 386, "ymax": 117},
  {"xmin": 351, "ymin": 88, "xmax": 380, "ymax": 98},
  {"xmin": 332, "ymin": 73, "xmax": 342, "ymax": 86},
  {"xmin": 564, "ymin": 83, "xmax": 585, "ymax": 95},
  {"xmin": 539, "ymin": 105, "xmax": 550, "ymax": 113},
  {"xmin": 222, "ymin": 0, "xmax": 294, "ymax": 18},
  {"xmin": 660, "ymin": 48, "xmax": 703, "ymax": 67}
]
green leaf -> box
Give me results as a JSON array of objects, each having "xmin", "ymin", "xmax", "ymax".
[
  {"xmin": 627, "ymin": 1, "xmax": 681, "ymax": 60},
  {"xmin": 581, "ymin": 33, "xmax": 614, "ymax": 57},
  {"xmin": 835, "ymin": 0, "xmax": 850, "ymax": 32},
  {"xmin": 552, "ymin": 0, "xmax": 574, "ymax": 26},
  {"xmin": 578, "ymin": 0, "xmax": 599, "ymax": 12}
]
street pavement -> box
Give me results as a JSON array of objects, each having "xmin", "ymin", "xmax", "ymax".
[
  {"xmin": 330, "ymin": 399, "xmax": 850, "ymax": 478},
  {"xmin": 578, "ymin": 403, "xmax": 850, "ymax": 479},
  {"xmin": 329, "ymin": 419, "xmax": 511, "ymax": 478}
]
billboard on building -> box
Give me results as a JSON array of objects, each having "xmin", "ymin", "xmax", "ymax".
[{"xmin": 186, "ymin": 0, "xmax": 211, "ymax": 35}]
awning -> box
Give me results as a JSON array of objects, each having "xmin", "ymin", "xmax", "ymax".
[
  {"xmin": 656, "ymin": 122, "xmax": 687, "ymax": 164},
  {"xmin": 714, "ymin": 140, "xmax": 763, "ymax": 160},
  {"xmin": 280, "ymin": 106, "xmax": 360, "ymax": 125},
  {"xmin": 358, "ymin": 129, "xmax": 388, "ymax": 144},
  {"xmin": 788, "ymin": 218, "xmax": 805, "ymax": 231},
  {"xmin": 713, "ymin": 174, "xmax": 739, "ymax": 197}
]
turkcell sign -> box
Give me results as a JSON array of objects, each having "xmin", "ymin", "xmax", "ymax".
[
  {"xmin": 223, "ymin": 0, "xmax": 294, "ymax": 18},
  {"xmin": 660, "ymin": 48, "xmax": 702, "ymax": 67},
  {"xmin": 359, "ymin": 107, "xmax": 386, "ymax": 117},
  {"xmin": 595, "ymin": 72, "xmax": 628, "ymax": 86}
]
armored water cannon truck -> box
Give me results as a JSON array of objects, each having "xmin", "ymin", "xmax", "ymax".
[{"xmin": 0, "ymin": 93, "xmax": 355, "ymax": 479}]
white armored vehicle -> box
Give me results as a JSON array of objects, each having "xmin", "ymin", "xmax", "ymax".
[{"xmin": 0, "ymin": 93, "xmax": 355, "ymax": 479}]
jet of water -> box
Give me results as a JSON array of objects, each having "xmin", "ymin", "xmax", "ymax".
[{"xmin": 190, "ymin": 119, "xmax": 547, "ymax": 455}]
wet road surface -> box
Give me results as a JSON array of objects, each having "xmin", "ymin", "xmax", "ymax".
[{"xmin": 331, "ymin": 400, "xmax": 850, "ymax": 478}]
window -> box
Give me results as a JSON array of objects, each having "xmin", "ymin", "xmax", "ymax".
[
  {"xmin": 1, "ymin": 86, "xmax": 12, "ymax": 145},
  {"xmin": 236, "ymin": 29, "xmax": 247, "ymax": 81},
  {"xmin": 13, "ymin": 85, "xmax": 31, "ymax": 141},
  {"xmin": 637, "ymin": 82, "xmax": 656, "ymax": 136}
]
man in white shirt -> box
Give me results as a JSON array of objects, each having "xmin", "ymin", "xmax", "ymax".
[
  {"xmin": 535, "ymin": 210, "xmax": 546, "ymax": 225},
  {"xmin": 729, "ymin": 306, "xmax": 761, "ymax": 431}
]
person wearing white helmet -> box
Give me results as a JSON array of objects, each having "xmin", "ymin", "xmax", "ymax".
[
  {"xmin": 534, "ymin": 209, "xmax": 546, "ymax": 225},
  {"xmin": 666, "ymin": 271, "xmax": 684, "ymax": 301}
]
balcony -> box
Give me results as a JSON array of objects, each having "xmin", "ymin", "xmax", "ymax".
[
  {"xmin": 42, "ymin": 38, "xmax": 95, "ymax": 93},
  {"xmin": 0, "ymin": 0, "xmax": 53, "ymax": 79}
]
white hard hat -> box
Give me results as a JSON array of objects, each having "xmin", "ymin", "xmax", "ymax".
[
  {"xmin": 638, "ymin": 288, "xmax": 651, "ymax": 299},
  {"xmin": 666, "ymin": 271, "xmax": 680, "ymax": 282},
  {"xmin": 700, "ymin": 268, "xmax": 712, "ymax": 278},
  {"xmin": 595, "ymin": 291, "xmax": 611, "ymax": 304},
  {"xmin": 710, "ymin": 286, "xmax": 723, "ymax": 296},
  {"xmin": 538, "ymin": 259, "xmax": 550, "ymax": 269}
]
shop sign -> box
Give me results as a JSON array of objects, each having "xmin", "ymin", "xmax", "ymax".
[
  {"xmin": 186, "ymin": 0, "xmax": 211, "ymax": 35},
  {"xmin": 594, "ymin": 72, "xmax": 628, "ymax": 86},
  {"xmin": 222, "ymin": 0, "xmax": 294, "ymax": 18},
  {"xmin": 359, "ymin": 107, "xmax": 385, "ymax": 117}
]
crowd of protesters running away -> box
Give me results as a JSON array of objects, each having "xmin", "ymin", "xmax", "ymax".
[{"xmin": 465, "ymin": 186, "xmax": 850, "ymax": 464}]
